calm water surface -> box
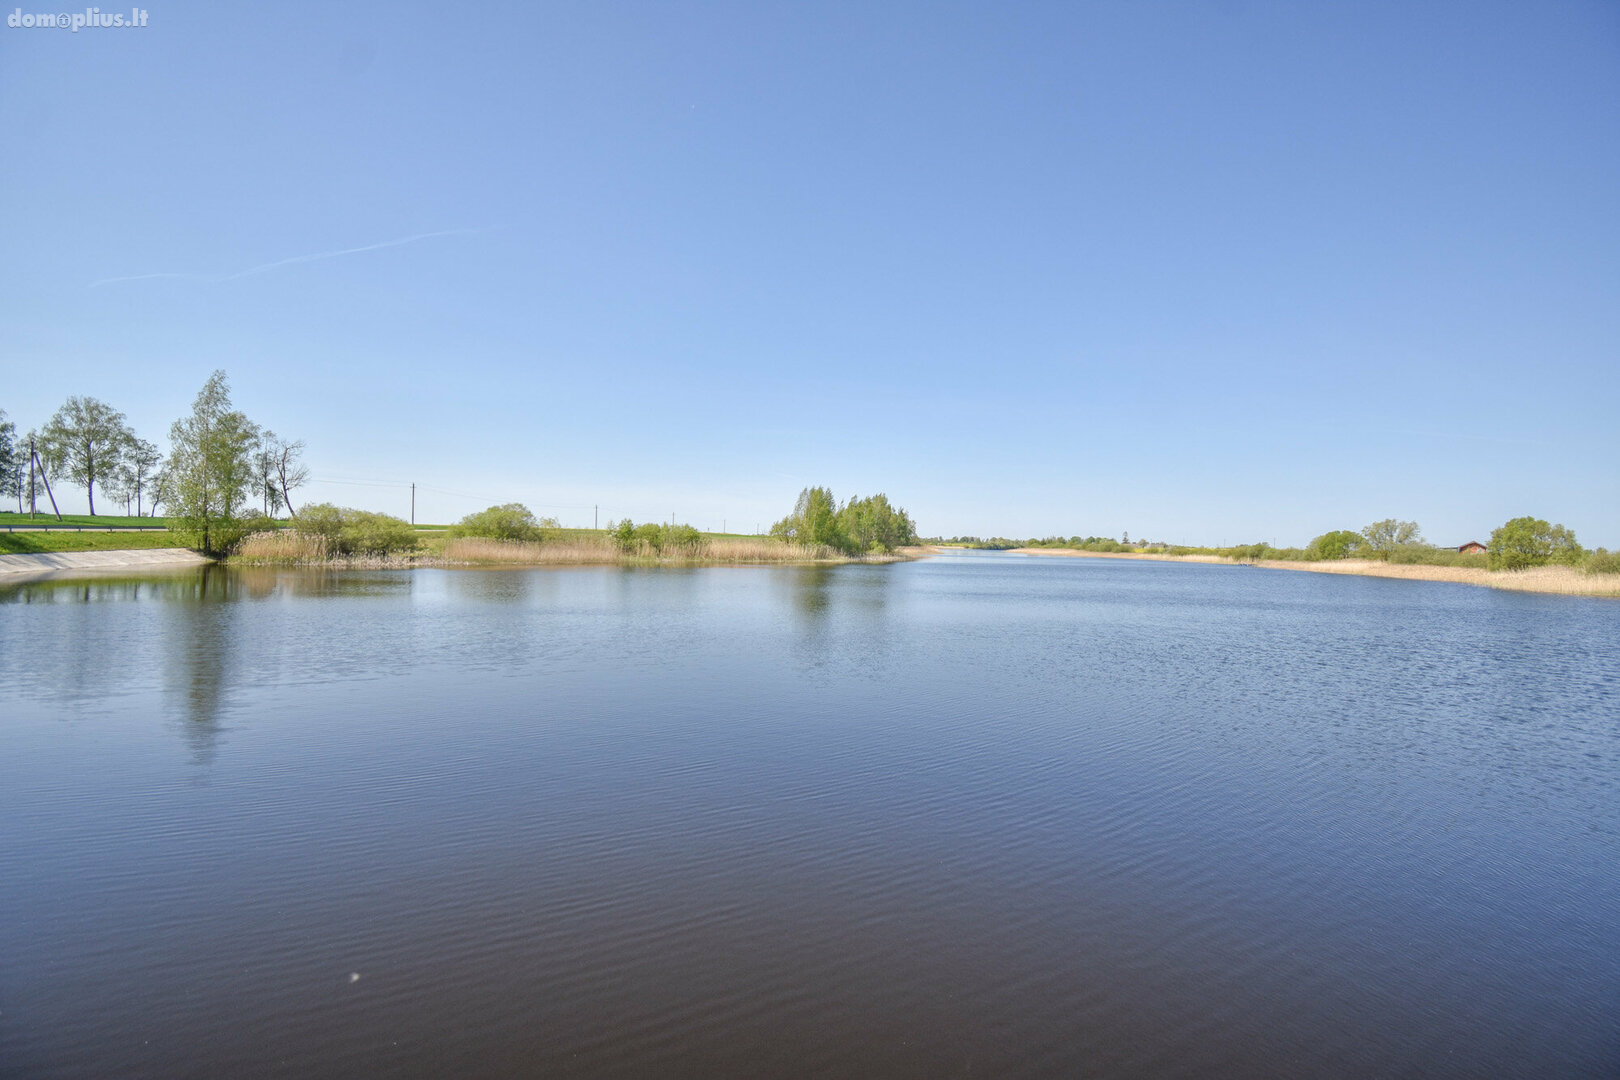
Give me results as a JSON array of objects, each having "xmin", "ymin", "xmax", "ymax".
[{"xmin": 1, "ymin": 552, "xmax": 1617, "ymax": 1077}]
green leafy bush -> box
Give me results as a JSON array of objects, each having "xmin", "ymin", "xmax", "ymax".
[
  {"xmin": 294, "ymin": 503, "xmax": 418, "ymax": 555},
  {"xmin": 1584, "ymin": 548, "xmax": 1620, "ymax": 574},
  {"xmin": 1385, "ymin": 546, "xmax": 1486, "ymax": 567},
  {"xmin": 1305, "ymin": 530, "xmax": 1360, "ymax": 561},
  {"xmin": 612, "ymin": 519, "xmax": 703, "ymax": 554},
  {"xmin": 449, "ymin": 503, "xmax": 557, "ymax": 542},
  {"xmin": 186, "ymin": 512, "xmax": 279, "ymax": 555},
  {"xmin": 342, "ymin": 511, "xmax": 418, "ymax": 554}
]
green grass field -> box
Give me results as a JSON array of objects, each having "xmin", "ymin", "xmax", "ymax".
[
  {"xmin": 0, "ymin": 531, "xmax": 186, "ymax": 554},
  {"xmin": 0, "ymin": 512, "xmax": 169, "ymax": 530}
]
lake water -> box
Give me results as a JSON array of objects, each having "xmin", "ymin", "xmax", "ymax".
[{"xmin": 2, "ymin": 552, "xmax": 1617, "ymax": 1078}]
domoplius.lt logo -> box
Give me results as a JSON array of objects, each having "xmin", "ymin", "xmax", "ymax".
[{"xmin": 7, "ymin": 6, "xmax": 149, "ymax": 30}]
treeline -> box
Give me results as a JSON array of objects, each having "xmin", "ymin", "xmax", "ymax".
[
  {"xmin": 1229, "ymin": 516, "xmax": 1610, "ymax": 573},
  {"xmin": 237, "ymin": 491, "xmax": 919, "ymax": 563},
  {"xmin": 942, "ymin": 535, "xmax": 1141, "ymax": 552},
  {"xmin": 769, "ymin": 487, "xmax": 918, "ymax": 554},
  {"xmin": 0, "ymin": 374, "xmax": 309, "ymax": 528},
  {"xmin": 945, "ymin": 516, "xmax": 1615, "ymax": 575}
]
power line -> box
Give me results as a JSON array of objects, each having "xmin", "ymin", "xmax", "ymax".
[{"xmin": 311, "ymin": 475, "xmax": 602, "ymax": 514}]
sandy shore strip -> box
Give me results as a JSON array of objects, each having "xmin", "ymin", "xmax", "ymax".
[
  {"xmin": 0, "ymin": 548, "xmax": 211, "ymax": 578},
  {"xmin": 1008, "ymin": 548, "xmax": 1620, "ymax": 598}
]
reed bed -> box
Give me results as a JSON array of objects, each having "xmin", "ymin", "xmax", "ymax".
[
  {"xmin": 233, "ymin": 530, "xmax": 329, "ymax": 562},
  {"xmin": 230, "ymin": 531, "xmax": 923, "ymax": 568},
  {"xmin": 439, "ymin": 536, "xmax": 887, "ymax": 566},
  {"xmin": 232, "ymin": 531, "xmax": 425, "ymax": 568}
]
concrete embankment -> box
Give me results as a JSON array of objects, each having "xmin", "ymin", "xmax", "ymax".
[{"xmin": 0, "ymin": 548, "xmax": 210, "ymax": 577}]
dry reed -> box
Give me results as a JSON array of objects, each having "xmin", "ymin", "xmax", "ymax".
[
  {"xmin": 439, "ymin": 536, "xmax": 889, "ymax": 566},
  {"xmin": 1256, "ymin": 558, "xmax": 1620, "ymax": 597},
  {"xmin": 233, "ymin": 530, "xmax": 328, "ymax": 562},
  {"xmin": 1012, "ymin": 548, "xmax": 1619, "ymax": 597},
  {"xmin": 229, "ymin": 530, "xmax": 924, "ymax": 569}
]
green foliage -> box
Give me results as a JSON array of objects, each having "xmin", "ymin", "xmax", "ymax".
[
  {"xmin": 1584, "ymin": 548, "xmax": 1620, "ymax": 575},
  {"xmin": 449, "ymin": 503, "xmax": 557, "ymax": 542},
  {"xmin": 839, "ymin": 493, "xmax": 917, "ymax": 552},
  {"xmin": 1226, "ymin": 542, "xmax": 1274, "ymax": 562},
  {"xmin": 40, "ymin": 395, "xmax": 137, "ymax": 516},
  {"xmin": 1360, "ymin": 518, "xmax": 1422, "ymax": 553},
  {"xmin": 116, "ymin": 437, "xmax": 163, "ymax": 516},
  {"xmin": 772, "ymin": 487, "xmax": 917, "ymax": 554},
  {"xmin": 610, "ymin": 519, "xmax": 703, "ymax": 554},
  {"xmin": 772, "ymin": 487, "xmax": 846, "ymax": 550},
  {"xmin": 1074, "ymin": 537, "xmax": 1131, "ymax": 553},
  {"xmin": 1385, "ymin": 546, "xmax": 1486, "ymax": 567},
  {"xmin": 1306, "ymin": 530, "xmax": 1360, "ymax": 561},
  {"xmin": 0, "ymin": 410, "xmax": 18, "ymax": 502},
  {"xmin": 164, "ymin": 372, "xmax": 262, "ymax": 556},
  {"xmin": 1488, "ymin": 516, "xmax": 1583, "ymax": 570},
  {"xmin": 294, "ymin": 503, "xmax": 419, "ymax": 555}
]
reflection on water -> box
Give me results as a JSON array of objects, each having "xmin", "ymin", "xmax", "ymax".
[{"xmin": 1, "ymin": 554, "xmax": 1617, "ymax": 1078}]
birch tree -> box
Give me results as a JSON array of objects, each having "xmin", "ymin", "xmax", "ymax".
[
  {"xmin": 164, "ymin": 372, "xmax": 260, "ymax": 554},
  {"xmin": 40, "ymin": 396, "xmax": 134, "ymax": 515}
]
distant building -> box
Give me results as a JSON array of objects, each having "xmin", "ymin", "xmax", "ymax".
[{"xmin": 1457, "ymin": 541, "xmax": 1487, "ymax": 554}]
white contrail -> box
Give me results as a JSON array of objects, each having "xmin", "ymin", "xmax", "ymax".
[
  {"xmin": 88, "ymin": 271, "xmax": 195, "ymax": 287},
  {"xmin": 89, "ymin": 227, "xmax": 491, "ymax": 288}
]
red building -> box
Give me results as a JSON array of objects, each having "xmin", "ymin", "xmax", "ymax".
[{"xmin": 1457, "ymin": 541, "xmax": 1487, "ymax": 554}]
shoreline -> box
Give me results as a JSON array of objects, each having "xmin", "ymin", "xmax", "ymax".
[
  {"xmin": 0, "ymin": 548, "xmax": 210, "ymax": 579},
  {"xmin": 1, "ymin": 543, "xmax": 936, "ymax": 578},
  {"xmin": 231, "ymin": 533, "xmax": 935, "ymax": 570},
  {"xmin": 1008, "ymin": 548, "xmax": 1620, "ymax": 598}
]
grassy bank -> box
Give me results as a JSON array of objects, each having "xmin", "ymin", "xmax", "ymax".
[
  {"xmin": 0, "ymin": 530, "xmax": 188, "ymax": 555},
  {"xmin": 231, "ymin": 530, "xmax": 922, "ymax": 568},
  {"xmin": 0, "ymin": 512, "xmax": 168, "ymax": 530},
  {"xmin": 1009, "ymin": 548, "xmax": 1620, "ymax": 597}
]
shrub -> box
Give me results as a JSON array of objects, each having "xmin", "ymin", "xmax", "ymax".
[
  {"xmin": 1306, "ymin": 530, "xmax": 1360, "ymax": 561},
  {"xmin": 1386, "ymin": 545, "xmax": 1486, "ymax": 568},
  {"xmin": 294, "ymin": 503, "xmax": 346, "ymax": 547},
  {"xmin": 1226, "ymin": 542, "xmax": 1272, "ymax": 562},
  {"xmin": 342, "ymin": 510, "xmax": 418, "ymax": 554},
  {"xmin": 1584, "ymin": 548, "xmax": 1620, "ymax": 575},
  {"xmin": 612, "ymin": 519, "xmax": 703, "ymax": 555},
  {"xmin": 184, "ymin": 512, "xmax": 280, "ymax": 555},
  {"xmin": 449, "ymin": 503, "xmax": 557, "ymax": 542},
  {"xmin": 294, "ymin": 503, "xmax": 418, "ymax": 555}
]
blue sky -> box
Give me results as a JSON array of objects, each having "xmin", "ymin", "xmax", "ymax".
[{"xmin": 3, "ymin": 1, "xmax": 1616, "ymax": 544}]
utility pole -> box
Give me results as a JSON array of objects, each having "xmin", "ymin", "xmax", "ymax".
[
  {"xmin": 594, "ymin": 505, "xmax": 598, "ymax": 531},
  {"xmin": 29, "ymin": 438, "xmax": 61, "ymax": 521},
  {"xmin": 411, "ymin": 483, "xmax": 415, "ymax": 526}
]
